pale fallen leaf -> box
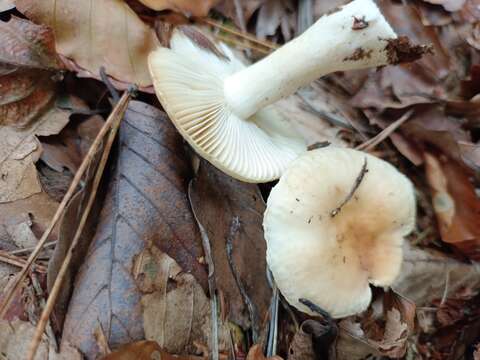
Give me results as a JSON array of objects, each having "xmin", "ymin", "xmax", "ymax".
[
  {"xmin": 16, "ymin": 0, "xmax": 159, "ymax": 87},
  {"xmin": 0, "ymin": 318, "xmax": 82, "ymax": 360},
  {"xmin": 137, "ymin": 0, "xmax": 218, "ymax": 16}
]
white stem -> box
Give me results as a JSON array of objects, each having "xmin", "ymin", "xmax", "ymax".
[{"xmin": 224, "ymin": 0, "xmax": 397, "ymax": 119}]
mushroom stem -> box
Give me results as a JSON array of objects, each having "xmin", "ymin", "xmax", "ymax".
[{"xmin": 224, "ymin": 0, "xmax": 397, "ymax": 119}]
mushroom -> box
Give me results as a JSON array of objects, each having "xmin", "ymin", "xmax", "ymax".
[
  {"xmin": 263, "ymin": 147, "xmax": 416, "ymax": 318},
  {"xmin": 148, "ymin": 0, "xmax": 406, "ymax": 182}
]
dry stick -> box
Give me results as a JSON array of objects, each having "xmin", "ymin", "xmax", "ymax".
[
  {"xmin": 8, "ymin": 241, "xmax": 57, "ymax": 256},
  {"xmin": 356, "ymin": 109, "xmax": 414, "ymax": 151},
  {"xmin": 214, "ymin": 34, "xmax": 271, "ymax": 55},
  {"xmin": 26, "ymin": 90, "xmax": 132, "ymax": 360},
  {"xmin": 0, "ymin": 91, "xmax": 132, "ymax": 319},
  {"xmin": 199, "ymin": 18, "xmax": 279, "ymax": 51},
  {"xmin": 330, "ymin": 158, "xmax": 368, "ymax": 218},
  {"xmin": 0, "ymin": 251, "xmax": 47, "ymax": 273}
]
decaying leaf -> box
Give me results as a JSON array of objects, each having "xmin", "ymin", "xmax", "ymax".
[
  {"xmin": 101, "ymin": 340, "xmax": 205, "ymax": 360},
  {"xmin": 15, "ymin": 0, "xmax": 159, "ymax": 88},
  {"xmin": 137, "ymin": 0, "xmax": 218, "ymax": 16},
  {"xmin": 0, "ymin": 318, "xmax": 82, "ymax": 359},
  {"xmin": 336, "ymin": 290, "xmax": 415, "ymax": 359},
  {"xmin": 61, "ymin": 101, "xmax": 208, "ymax": 358},
  {"xmin": 138, "ymin": 248, "xmax": 230, "ymax": 354},
  {"xmin": 288, "ymin": 319, "xmax": 335, "ymax": 360},
  {"xmin": 215, "ymin": 0, "xmax": 267, "ymax": 26},
  {"xmin": 189, "ymin": 161, "xmax": 272, "ymax": 334},
  {"xmin": 394, "ymin": 243, "xmax": 480, "ymax": 305},
  {"xmin": 424, "ymin": 152, "xmax": 480, "ymax": 260}
]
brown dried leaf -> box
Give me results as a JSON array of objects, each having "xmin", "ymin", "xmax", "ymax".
[
  {"xmin": 61, "ymin": 101, "xmax": 208, "ymax": 358},
  {"xmin": 247, "ymin": 344, "xmax": 283, "ymax": 360},
  {"xmin": 393, "ymin": 243, "xmax": 480, "ymax": 305},
  {"xmin": 337, "ymin": 291, "xmax": 415, "ymax": 359},
  {"xmin": 189, "ymin": 161, "xmax": 272, "ymax": 333},
  {"xmin": 424, "ymin": 152, "xmax": 480, "ymax": 260},
  {"xmin": 15, "ymin": 0, "xmax": 159, "ymax": 87},
  {"xmin": 137, "ymin": 0, "xmax": 218, "ymax": 16},
  {"xmin": 101, "ymin": 340, "xmax": 205, "ymax": 360},
  {"xmin": 0, "ymin": 105, "xmax": 70, "ymax": 203}
]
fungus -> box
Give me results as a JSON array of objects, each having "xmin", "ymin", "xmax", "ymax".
[
  {"xmin": 149, "ymin": 0, "xmax": 411, "ymax": 182},
  {"xmin": 263, "ymin": 147, "xmax": 416, "ymax": 318}
]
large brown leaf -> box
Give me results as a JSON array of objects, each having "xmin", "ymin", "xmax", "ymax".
[
  {"xmin": 189, "ymin": 161, "xmax": 272, "ymax": 335},
  {"xmin": 61, "ymin": 101, "xmax": 207, "ymax": 358},
  {"xmin": 15, "ymin": 0, "xmax": 159, "ymax": 88}
]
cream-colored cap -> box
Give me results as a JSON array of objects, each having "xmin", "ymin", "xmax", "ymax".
[{"xmin": 263, "ymin": 147, "xmax": 416, "ymax": 318}]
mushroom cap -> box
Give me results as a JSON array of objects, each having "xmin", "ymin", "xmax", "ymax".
[
  {"xmin": 263, "ymin": 147, "xmax": 416, "ymax": 318},
  {"xmin": 148, "ymin": 30, "xmax": 306, "ymax": 183}
]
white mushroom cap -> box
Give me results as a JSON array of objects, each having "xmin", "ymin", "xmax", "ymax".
[
  {"xmin": 263, "ymin": 147, "xmax": 416, "ymax": 318},
  {"xmin": 148, "ymin": 30, "xmax": 306, "ymax": 183}
]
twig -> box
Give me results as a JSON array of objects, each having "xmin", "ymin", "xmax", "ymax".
[
  {"xmin": 0, "ymin": 90, "xmax": 133, "ymax": 320},
  {"xmin": 199, "ymin": 18, "xmax": 278, "ymax": 51},
  {"xmin": 266, "ymin": 268, "xmax": 279, "ymax": 357},
  {"xmin": 188, "ymin": 184, "xmax": 219, "ymax": 360},
  {"xmin": 225, "ymin": 217, "xmax": 259, "ymax": 343},
  {"xmin": 356, "ymin": 109, "xmax": 414, "ymax": 151},
  {"xmin": 440, "ymin": 270, "xmax": 450, "ymax": 306},
  {"xmin": 26, "ymin": 90, "xmax": 133, "ymax": 360},
  {"xmin": 0, "ymin": 251, "xmax": 47, "ymax": 273},
  {"xmin": 330, "ymin": 158, "xmax": 368, "ymax": 217},
  {"xmin": 298, "ymin": 298, "xmax": 335, "ymax": 331},
  {"xmin": 8, "ymin": 241, "xmax": 57, "ymax": 256},
  {"xmin": 214, "ymin": 34, "xmax": 271, "ymax": 55}
]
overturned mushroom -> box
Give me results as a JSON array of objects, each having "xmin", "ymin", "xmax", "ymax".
[
  {"xmin": 149, "ymin": 0, "xmax": 419, "ymax": 182},
  {"xmin": 263, "ymin": 147, "xmax": 416, "ymax": 318}
]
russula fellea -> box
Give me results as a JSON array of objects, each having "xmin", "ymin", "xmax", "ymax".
[
  {"xmin": 149, "ymin": 0, "xmax": 414, "ymax": 182},
  {"xmin": 263, "ymin": 147, "xmax": 416, "ymax": 318}
]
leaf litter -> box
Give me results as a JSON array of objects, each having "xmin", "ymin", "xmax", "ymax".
[{"xmin": 1, "ymin": 0, "xmax": 480, "ymax": 359}]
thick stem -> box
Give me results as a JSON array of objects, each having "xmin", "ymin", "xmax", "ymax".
[{"xmin": 224, "ymin": 0, "xmax": 397, "ymax": 119}]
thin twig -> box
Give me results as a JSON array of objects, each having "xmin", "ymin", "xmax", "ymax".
[
  {"xmin": 330, "ymin": 158, "xmax": 368, "ymax": 217},
  {"xmin": 440, "ymin": 270, "xmax": 451, "ymax": 306},
  {"xmin": 8, "ymin": 241, "xmax": 57, "ymax": 256},
  {"xmin": 298, "ymin": 298, "xmax": 335, "ymax": 331},
  {"xmin": 0, "ymin": 251, "xmax": 47, "ymax": 273},
  {"xmin": 26, "ymin": 90, "xmax": 133, "ymax": 360},
  {"xmin": 225, "ymin": 217, "xmax": 259, "ymax": 343},
  {"xmin": 214, "ymin": 34, "xmax": 271, "ymax": 55},
  {"xmin": 199, "ymin": 18, "xmax": 278, "ymax": 51},
  {"xmin": 356, "ymin": 109, "xmax": 414, "ymax": 151},
  {"xmin": 188, "ymin": 184, "xmax": 219, "ymax": 360},
  {"xmin": 266, "ymin": 268, "xmax": 279, "ymax": 357},
  {"xmin": 0, "ymin": 91, "xmax": 133, "ymax": 320}
]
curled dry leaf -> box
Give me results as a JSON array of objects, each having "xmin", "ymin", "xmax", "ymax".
[
  {"xmin": 137, "ymin": 0, "xmax": 218, "ymax": 17},
  {"xmin": 189, "ymin": 161, "xmax": 272, "ymax": 334},
  {"xmin": 61, "ymin": 101, "xmax": 209, "ymax": 358},
  {"xmin": 15, "ymin": 0, "xmax": 159, "ymax": 88},
  {"xmin": 336, "ymin": 290, "xmax": 415, "ymax": 359},
  {"xmin": 424, "ymin": 152, "xmax": 480, "ymax": 260}
]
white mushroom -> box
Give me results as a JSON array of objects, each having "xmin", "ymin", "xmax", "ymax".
[
  {"xmin": 149, "ymin": 0, "xmax": 408, "ymax": 182},
  {"xmin": 263, "ymin": 147, "xmax": 416, "ymax": 318}
]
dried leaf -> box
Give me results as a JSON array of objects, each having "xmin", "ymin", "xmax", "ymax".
[
  {"xmin": 0, "ymin": 106, "xmax": 70, "ymax": 203},
  {"xmin": 138, "ymin": 249, "xmax": 230, "ymax": 354},
  {"xmin": 101, "ymin": 340, "xmax": 205, "ymax": 360},
  {"xmin": 424, "ymin": 152, "xmax": 480, "ymax": 259},
  {"xmin": 247, "ymin": 344, "xmax": 283, "ymax": 360},
  {"xmin": 215, "ymin": 0, "xmax": 267, "ymax": 25},
  {"xmin": 0, "ymin": 16, "xmax": 60, "ymax": 69},
  {"xmin": 0, "ymin": 318, "xmax": 82, "ymax": 359},
  {"xmin": 61, "ymin": 101, "xmax": 208, "ymax": 358},
  {"xmin": 393, "ymin": 243, "xmax": 480, "ymax": 305},
  {"xmin": 288, "ymin": 320, "xmax": 335, "ymax": 360},
  {"xmin": 189, "ymin": 161, "xmax": 272, "ymax": 333},
  {"xmin": 337, "ymin": 291, "xmax": 415, "ymax": 359},
  {"xmin": 255, "ymin": 0, "xmax": 288, "ymax": 39},
  {"xmin": 137, "ymin": 0, "xmax": 218, "ymax": 16},
  {"xmin": 15, "ymin": 0, "xmax": 159, "ymax": 87}
]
